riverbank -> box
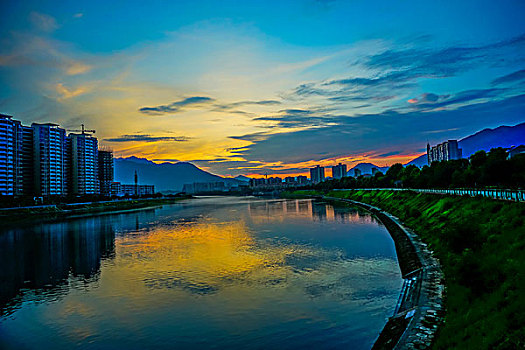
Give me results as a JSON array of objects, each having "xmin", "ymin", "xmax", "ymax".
[
  {"xmin": 286, "ymin": 189, "xmax": 524, "ymax": 349},
  {"xmin": 319, "ymin": 196, "xmax": 443, "ymax": 349},
  {"xmin": 0, "ymin": 196, "xmax": 192, "ymax": 225}
]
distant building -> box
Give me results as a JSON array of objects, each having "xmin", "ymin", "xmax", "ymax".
[
  {"xmin": 296, "ymin": 175, "xmax": 308, "ymax": 184},
  {"xmin": 182, "ymin": 182, "xmax": 226, "ymax": 194},
  {"xmin": 120, "ymin": 183, "xmax": 155, "ymax": 196},
  {"xmin": 508, "ymin": 145, "xmax": 525, "ymax": 159},
  {"xmin": 98, "ymin": 150, "xmax": 114, "ymax": 196},
  {"xmin": 114, "ymin": 170, "xmax": 155, "ymax": 196},
  {"xmin": 353, "ymin": 168, "xmax": 362, "ymax": 177},
  {"xmin": 284, "ymin": 176, "xmax": 296, "ymax": 183},
  {"xmin": 371, "ymin": 167, "xmax": 379, "ymax": 175},
  {"xmin": 331, "ymin": 163, "xmax": 347, "ymax": 179},
  {"xmin": 110, "ymin": 181, "xmax": 121, "ymax": 197},
  {"xmin": 32, "ymin": 123, "xmax": 68, "ymax": 196},
  {"xmin": 310, "ymin": 165, "xmax": 325, "ymax": 183},
  {"xmin": 69, "ymin": 133, "xmax": 98, "ymax": 195},
  {"xmin": 249, "ymin": 178, "xmax": 267, "ymax": 187},
  {"xmin": 267, "ymin": 177, "xmax": 282, "ymax": 185},
  {"xmin": 427, "ymin": 140, "xmax": 462, "ymax": 165}
]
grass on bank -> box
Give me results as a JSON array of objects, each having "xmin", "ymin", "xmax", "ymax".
[
  {"xmin": 0, "ymin": 196, "xmax": 191, "ymax": 224},
  {"xmin": 284, "ymin": 189, "xmax": 524, "ymax": 349}
]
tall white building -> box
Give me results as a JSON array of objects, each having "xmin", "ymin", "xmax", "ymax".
[
  {"xmin": 331, "ymin": 163, "xmax": 347, "ymax": 179},
  {"xmin": 32, "ymin": 123, "xmax": 68, "ymax": 196},
  {"xmin": 310, "ymin": 165, "xmax": 325, "ymax": 183},
  {"xmin": 69, "ymin": 133, "xmax": 98, "ymax": 195},
  {"xmin": 0, "ymin": 114, "xmax": 16, "ymax": 195},
  {"xmin": 0, "ymin": 114, "xmax": 33, "ymax": 196},
  {"xmin": 427, "ymin": 140, "xmax": 462, "ymax": 165}
]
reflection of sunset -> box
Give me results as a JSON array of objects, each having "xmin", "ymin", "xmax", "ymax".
[
  {"xmin": 115, "ymin": 221, "xmax": 308, "ymax": 293},
  {"xmin": 1, "ymin": 198, "xmax": 401, "ymax": 349}
]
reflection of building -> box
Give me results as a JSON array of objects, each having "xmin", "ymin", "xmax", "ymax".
[
  {"xmin": 331, "ymin": 163, "xmax": 347, "ymax": 179},
  {"xmin": 32, "ymin": 123, "xmax": 68, "ymax": 196},
  {"xmin": 98, "ymin": 150, "xmax": 114, "ymax": 196},
  {"xmin": 310, "ymin": 165, "xmax": 325, "ymax": 183},
  {"xmin": 311, "ymin": 202, "xmax": 327, "ymax": 221},
  {"xmin": 427, "ymin": 140, "xmax": 462, "ymax": 165},
  {"xmin": 0, "ymin": 216, "xmax": 116, "ymax": 316},
  {"xmin": 69, "ymin": 133, "xmax": 98, "ymax": 195}
]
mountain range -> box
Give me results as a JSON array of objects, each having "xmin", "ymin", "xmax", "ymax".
[
  {"xmin": 346, "ymin": 163, "xmax": 389, "ymax": 176},
  {"xmin": 115, "ymin": 122, "xmax": 525, "ymax": 191},
  {"xmin": 114, "ymin": 157, "xmax": 243, "ymax": 192}
]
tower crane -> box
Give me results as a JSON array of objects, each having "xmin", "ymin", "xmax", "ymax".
[{"xmin": 67, "ymin": 124, "xmax": 96, "ymax": 135}]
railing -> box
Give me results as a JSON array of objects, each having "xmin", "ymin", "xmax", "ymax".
[{"xmin": 333, "ymin": 188, "xmax": 525, "ymax": 202}]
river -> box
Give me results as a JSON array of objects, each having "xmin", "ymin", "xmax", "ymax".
[{"xmin": 0, "ymin": 197, "xmax": 402, "ymax": 349}]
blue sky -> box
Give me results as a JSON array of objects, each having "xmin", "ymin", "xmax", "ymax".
[{"xmin": 1, "ymin": 0, "xmax": 524, "ymax": 176}]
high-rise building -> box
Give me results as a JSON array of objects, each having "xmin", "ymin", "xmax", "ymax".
[
  {"xmin": 354, "ymin": 168, "xmax": 362, "ymax": 177},
  {"xmin": 15, "ymin": 121, "xmax": 33, "ymax": 196},
  {"xmin": 0, "ymin": 114, "xmax": 33, "ymax": 196},
  {"xmin": 69, "ymin": 133, "xmax": 98, "ymax": 195},
  {"xmin": 98, "ymin": 150, "xmax": 114, "ymax": 197},
  {"xmin": 331, "ymin": 163, "xmax": 347, "ymax": 179},
  {"xmin": 310, "ymin": 165, "xmax": 325, "ymax": 183},
  {"xmin": 427, "ymin": 140, "xmax": 462, "ymax": 165},
  {"xmin": 296, "ymin": 175, "xmax": 308, "ymax": 184},
  {"xmin": 32, "ymin": 123, "xmax": 68, "ymax": 196},
  {"xmin": 284, "ymin": 176, "xmax": 296, "ymax": 183},
  {"xmin": 0, "ymin": 114, "xmax": 17, "ymax": 196}
]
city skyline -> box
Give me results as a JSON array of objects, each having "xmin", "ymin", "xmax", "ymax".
[{"xmin": 1, "ymin": 1, "xmax": 524, "ymax": 177}]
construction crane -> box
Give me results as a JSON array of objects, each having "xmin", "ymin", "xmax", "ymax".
[{"xmin": 67, "ymin": 124, "xmax": 96, "ymax": 135}]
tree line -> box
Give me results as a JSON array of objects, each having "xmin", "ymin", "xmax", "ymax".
[{"xmin": 313, "ymin": 148, "xmax": 525, "ymax": 190}]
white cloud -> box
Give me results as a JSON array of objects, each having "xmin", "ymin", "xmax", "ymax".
[{"xmin": 29, "ymin": 11, "xmax": 59, "ymax": 32}]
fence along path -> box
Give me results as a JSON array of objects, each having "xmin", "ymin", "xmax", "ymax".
[{"xmin": 333, "ymin": 188, "xmax": 525, "ymax": 202}]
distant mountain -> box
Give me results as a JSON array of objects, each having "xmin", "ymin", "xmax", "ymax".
[
  {"xmin": 459, "ymin": 122, "xmax": 525, "ymax": 155},
  {"xmin": 347, "ymin": 162, "xmax": 389, "ymax": 176},
  {"xmin": 234, "ymin": 175, "xmax": 251, "ymax": 182},
  {"xmin": 406, "ymin": 122, "xmax": 525, "ymax": 167},
  {"xmin": 114, "ymin": 157, "xmax": 243, "ymax": 192},
  {"xmin": 405, "ymin": 154, "xmax": 428, "ymax": 167}
]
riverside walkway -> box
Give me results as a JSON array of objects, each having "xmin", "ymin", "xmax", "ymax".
[{"xmin": 333, "ymin": 188, "xmax": 525, "ymax": 202}]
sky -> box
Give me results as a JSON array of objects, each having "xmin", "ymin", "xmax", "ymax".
[{"xmin": 0, "ymin": 0, "xmax": 524, "ymax": 177}]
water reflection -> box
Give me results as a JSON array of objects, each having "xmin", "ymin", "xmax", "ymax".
[
  {"xmin": 0, "ymin": 216, "xmax": 115, "ymax": 317},
  {"xmin": 247, "ymin": 199, "xmax": 380, "ymax": 224},
  {"xmin": 0, "ymin": 198, "xmax": 402, "ymax": 350}
]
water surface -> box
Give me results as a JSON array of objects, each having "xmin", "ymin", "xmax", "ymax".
[{"xmin": 0, "ymin": 197, "xmax": 402, "ymax": 349}]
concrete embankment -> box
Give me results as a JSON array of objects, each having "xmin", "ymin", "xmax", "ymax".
[{"xmin": 323, "ymin": 196, "xmax": 444, "ymax": 350}]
